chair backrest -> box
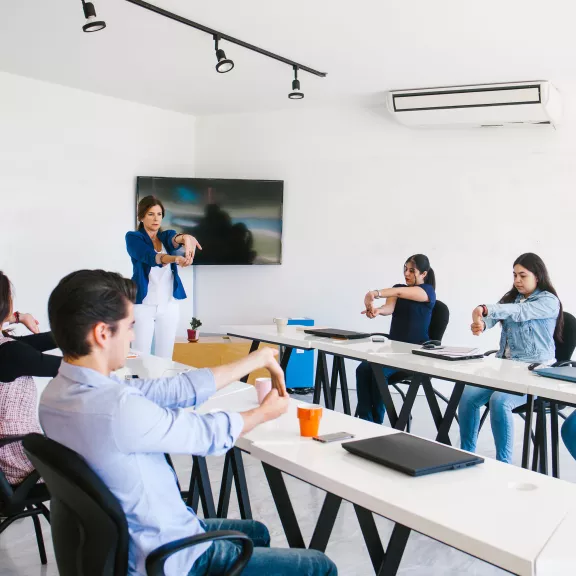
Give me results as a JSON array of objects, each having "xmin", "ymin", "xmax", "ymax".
[
  {"xmin": 23, "ymin": 433, "xmax": 129, "ymax": 576},
  {"xmin": 429, "ymin": 300, "xmax": 450, "ymax": 343},
  {"xmin": 555, "ymin": 311, "xmax": 576, "ymax": 362}
]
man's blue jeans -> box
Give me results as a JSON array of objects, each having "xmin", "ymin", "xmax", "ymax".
[{"xmin": 188, "ymin": 519, "xmax": 338, "ymax": 575}]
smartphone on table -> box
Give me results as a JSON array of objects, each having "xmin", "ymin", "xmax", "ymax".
[{"xmin": 313, "ymin": 432, "xmax": 355, "ymax": 443}]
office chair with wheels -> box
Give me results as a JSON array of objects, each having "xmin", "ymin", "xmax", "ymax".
[
  {"xmin": 0, "ymin": 435, "xmax": 51, "ymax": 565},
  {"xmin": 22, "ymin": 433, "xmax": 253, "ymax": 576}
]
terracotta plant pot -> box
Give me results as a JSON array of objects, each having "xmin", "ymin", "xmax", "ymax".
[{"xmin": 187, "ymin": 329, "xmax": 200, "ymax": 342}]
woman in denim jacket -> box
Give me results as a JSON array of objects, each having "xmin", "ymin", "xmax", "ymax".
[{"xmin": 459, "ymin": 253, "xmax": 562, "ymax": 464}]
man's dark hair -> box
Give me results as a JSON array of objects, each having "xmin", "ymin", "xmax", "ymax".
[{"xmin": 48, "ymin": 270, "xmax": 136, "ymax": 358}]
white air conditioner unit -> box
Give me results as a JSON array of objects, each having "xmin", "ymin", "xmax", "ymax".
[{"xmin": 386, "ymin": 81, "xmax": 562, "ymax": 128}]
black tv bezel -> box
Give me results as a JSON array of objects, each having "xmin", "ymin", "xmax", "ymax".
[{"xmin": 135, "ymin": 176, "xmax": 284, "ymax": 266}]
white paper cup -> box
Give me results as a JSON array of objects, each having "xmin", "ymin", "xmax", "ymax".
[{"xmin": 273, "ymin": 318, "xmax": 289, "ymax": 334}]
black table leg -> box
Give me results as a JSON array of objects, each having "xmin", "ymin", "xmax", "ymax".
[
  {"xmin": 240, "ymin": 340, "xmax": 261, "ymax": 383},
  {"xmin": 395, "ymin": 376, "xmax": 421, "ymax": 431},
  {"xmin": 309, "ymin": 493, "xmax": 343, "ymax": 552},
  {"xmin": 330, "ymin": 357, "xmax": 339, "ymax": 407},
  {"xmin": 354, "ymin": 505, "xmax": 385, "ymax": 572},
  {"xmin": 435, "ymin": 382, "xmax": 465, "ymax": 446},
  {"xmin": 186, "ymin": 456, "xmax": 216, "ymax": 518},
  {"xmin": 522, "ymin": 395, "xmax": 534, "ymax": 469},
  {"xmin": 422, "ymin": 377, "xmax": 444, "ymax": 432},
  {"xmin": 217, "ymin": 448, "xmax": 252, "ymax": 519},
  {"xmin": 532, "ymin": 407, "xmax": 541, "ymax": 472},
  {"xmin": 262, "ymin": 463, "xmax": 306, "ymax": 549},
  {"xmin": 314, "ymin": 351, "xmax": 334, "ymax": 410},
  {"xmin": 550, "ymin": 401, "xmax": 560, "ymax": 479},
  {"xmin": 371, "ymin": 363, "xmax": 398, "ymax": 426},
  {"xmin": 280, "ymin": 346, "xmax": 293, "ymax": 373},
  {"xmin": 338, "ymin": 357, "xmax": 351, "ymax": 416},
  {"xmin": 377, "ymin": 523, "xmax": 411, "ymax": 576}
]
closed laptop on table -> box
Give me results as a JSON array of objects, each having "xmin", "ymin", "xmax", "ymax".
[
  {"xmin": 303, "ymin": 328, "xmax": 371, "ymax": 340},
  {"xmin": 534, "ymin": 366, "xmax": 576, "ymax": 383},
  {"xmin": 342, "ymin": 432, "xmax": 484, "ymax": 477}
]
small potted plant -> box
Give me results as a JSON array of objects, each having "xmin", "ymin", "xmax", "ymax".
[{"xmin": 187, "ymin": 318, "xmax": 202, "ymax": 342}]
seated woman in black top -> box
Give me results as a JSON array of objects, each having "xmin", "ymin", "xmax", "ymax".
[
  {"xmin": 357, "ymin": 254, "xmax": 436, "ymax": 423},
  {"xmin": 0, "ymin": 272, "xmax": 62, "ymax": 485}
]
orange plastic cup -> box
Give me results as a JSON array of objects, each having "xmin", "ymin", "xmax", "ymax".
[{"xmin": 297, "ymin": 405, "xmax": 323, "ymax": 437}]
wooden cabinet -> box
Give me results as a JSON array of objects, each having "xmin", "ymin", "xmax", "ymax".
[{"xmin": 172, "ymin": 336, "xmax": 278, "ymax": 385}]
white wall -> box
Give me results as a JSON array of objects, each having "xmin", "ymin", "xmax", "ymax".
[
  {"xmin": 0, "ymin": 71, "xmax": 196, "ymax": 336},
  {"xmin": 194, "ymin": 101, "xmax": 576, "ymax": 360}
]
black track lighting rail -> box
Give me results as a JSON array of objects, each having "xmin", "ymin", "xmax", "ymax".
[{"xmin": 123, "ymin": 0, "xmax": 327, "ymax": 78}]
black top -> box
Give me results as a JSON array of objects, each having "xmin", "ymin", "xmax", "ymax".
[
  {"xmin": 389, "ymin": 283, "xmax": 436, "ymax": 345},
  {"xmin": 0, "ymin": 332, "xmax": 62, "ymax": 383}
]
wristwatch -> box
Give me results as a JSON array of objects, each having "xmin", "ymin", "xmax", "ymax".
[
  {"xmin": 14, "ymin": 311, "xmax": 20, "ymax": 324},
  {"xmin": 373, "ymin": 290, "xmax": 381, "ymax": 299},
  {"xmin": 478, "ymin": 305, "xmax": 488, "ymax": 317}
]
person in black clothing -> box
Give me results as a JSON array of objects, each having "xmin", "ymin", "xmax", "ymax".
[{"xmin": 0, "ymin": 271, "xmax": 61, "ymax": 484}]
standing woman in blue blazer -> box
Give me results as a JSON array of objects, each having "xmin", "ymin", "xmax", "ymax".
[
  {"xmin": 126, "ymin": 195, "xmax": 201, "ymax": 359},
  {"xmin": 459, "ymin": 253, "xmax": 562, "ymax": 464}
]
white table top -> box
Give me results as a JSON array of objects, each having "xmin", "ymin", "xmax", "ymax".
[
  {"xmin": 200, "ymin": 388, "xmax": 576, "ymax": 576},
  {"xmin": 223, "ymin": 325, "xmax": 318, "ymax": 349},
  {"xmin": 535, "ymin": 509, "xmax": 576, "ymax": 574},
  {"xmin": 527, "ymin": 375, "xmax": 576, "ymax": 406},
  {"xmin": 223, "ymin": 325, "xmax": 541, "ymax": 396},
  {"xmin": 121, "ymin": 356, "xmax": 193, "ymax": 379}
]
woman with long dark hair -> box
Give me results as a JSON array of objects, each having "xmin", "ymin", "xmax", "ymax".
[
  {"xmin": 126, "ymin": 196, "xmax": 201, "ymax": 359},
  {"xmin": 459, "ymin": 253, "xmax": 561, "ymax": 463},
  {"xmin": 0, "ymin": 271, "xmax": 61, "ymax": 485},
  {"xmin": 357, "ymin": 254, "xmax": 437, "ymax": 423}
]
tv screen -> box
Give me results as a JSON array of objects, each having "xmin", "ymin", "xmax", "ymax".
[{"xmin": 136, "ymin": 177, "xmax": 284, "ymax": 265}]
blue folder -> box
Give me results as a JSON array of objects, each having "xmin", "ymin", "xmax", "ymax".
[{"xmin": 534, "ymin": 366, "xmax": 576, "ymax": 384}]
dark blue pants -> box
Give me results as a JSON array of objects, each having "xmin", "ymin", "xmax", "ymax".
[{"xmin": 356, "ymin": 361, "xmax": 397, "ymax": 424}]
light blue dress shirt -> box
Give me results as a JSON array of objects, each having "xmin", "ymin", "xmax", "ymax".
[{"xmin": 39, "ymin": 362, "xmax": 244, "ymax": 576}]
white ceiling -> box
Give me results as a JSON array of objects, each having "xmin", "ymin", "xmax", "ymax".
[{"xmin": 0, "ymin": 0, "xmax": 574, "ymax": 116}]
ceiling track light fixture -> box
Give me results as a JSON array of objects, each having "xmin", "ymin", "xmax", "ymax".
[
  {"xmin": 81, "ymin": 0, "xmax": 106, "ymax": 33},
  {"xmin": 214, "ymin": 36, "xmax": 234, "ymax": 74},
  {"xmin": 288, "ymin": 66, "xmax": 304, "ymax": 100},
  {"xmin": 121, "ymin": 0, "xmax": 326, "ymax": 95}
]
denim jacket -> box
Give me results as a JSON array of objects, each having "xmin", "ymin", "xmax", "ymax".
[
  {"xmin": 125, "ymin": 229, "xmax": 187, "ymax": 305},
  {"xmin": 484, "ymin": 288, "xmax": 560, "ymax": 363}
]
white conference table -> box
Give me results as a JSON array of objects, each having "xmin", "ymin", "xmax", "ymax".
[
  {"xmin": 199, "ymin": 386, "xmax": 576, "ymax": 576},
  {"xmin": 223, "ymin": 325, "xmax": 539, "ymax": 466}
]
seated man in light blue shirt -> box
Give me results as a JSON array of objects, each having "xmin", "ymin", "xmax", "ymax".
[{"xmin": 40, "ymin": 269, "xmax": 337, "ymax": 576}]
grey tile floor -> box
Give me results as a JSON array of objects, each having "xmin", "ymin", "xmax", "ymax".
[{"xmin": 1, "ymin": 391, "xmax": 574, "ymax": 576}]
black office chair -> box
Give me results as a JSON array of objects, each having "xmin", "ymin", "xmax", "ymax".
[
  {"xmin": 22, "ymin": 433, "xmax": 253, "ymax": 576},
  {"xmin": 0, "ymin": 436, "xmax": 51, "ymax": 565},
  {"xmin": 478, "ymin": 311, "xmax": 576, "ymax": 475},
  {"xmin": 364, "ymin": 301, "xmax": 450, "ymax": 431}
]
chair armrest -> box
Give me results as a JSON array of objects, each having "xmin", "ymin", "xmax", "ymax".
[
  {"xmin": 145, "ymin": 530, "xmax": 253, "ymax": 576},
  {"xmin": 0, "ymin": 435, "xmax": 27, "ymax": 449},
  {"xmin": 552, "ymin": 360, "xmax": 576, "ymax": 368},
  {"xmin": 484, "ymin": 350, "xmax": 498, "ymax": 357}
]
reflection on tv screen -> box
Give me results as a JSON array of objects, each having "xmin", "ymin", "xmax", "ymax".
[{"xmin": 136, "ymin": 177, "xmax": 284, "ymax": 265}]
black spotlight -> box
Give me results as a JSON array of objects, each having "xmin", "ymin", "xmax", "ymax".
[
  {"xmin": 288, "ymin": 66, "xmax": 304, "ymax": 99},
  {"xmin": 214, "ymin": 36, "xmax": 234, "ymax": 73},
  {"xmin": 82, "ymin": 1, "xmax": 106, "ymax": 33}
]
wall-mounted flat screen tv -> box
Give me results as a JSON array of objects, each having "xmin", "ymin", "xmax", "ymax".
[{"xmin": 136, "ymin": 177, "xmax": 284, "ymax": 265}]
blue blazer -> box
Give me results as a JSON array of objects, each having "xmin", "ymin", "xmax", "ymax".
[{"xmin": 125, "ymin": 228, "xmax": 187, "ymax": 304}]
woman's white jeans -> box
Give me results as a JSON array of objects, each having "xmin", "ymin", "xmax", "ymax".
[{"xmin": 133, "ymin": 300, "xmax": 179, "ymax": 359}]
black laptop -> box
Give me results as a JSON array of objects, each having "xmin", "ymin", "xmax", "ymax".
[
  {"xmin": 303, "ymin": 328, "xmax": 372, "ymax": 340},
  {"xmin": 342, "ymin": 433, "xmax": 484, "ymax": 477}
]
